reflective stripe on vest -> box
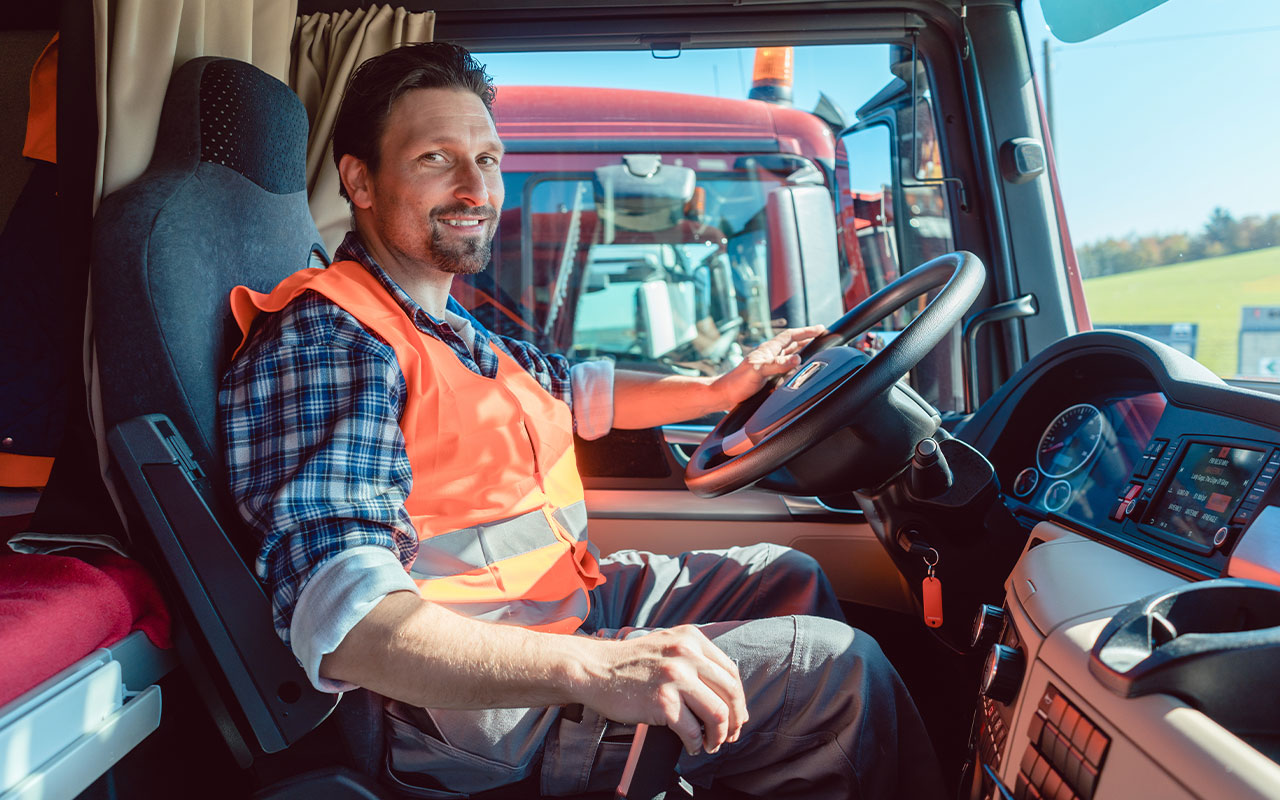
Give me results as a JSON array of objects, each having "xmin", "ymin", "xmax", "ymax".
[{"xmin": 231, "ymin": 261, "xmax": 603, "ymax": 633}]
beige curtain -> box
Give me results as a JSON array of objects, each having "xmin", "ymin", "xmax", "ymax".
[
  {"xmin": 86, "ymin": 2, "xmax": 432, "ymax": 500},
  {"xmin": 290, "ymin": 6, "xmax": 435, "ymax": 254},
  {"xmin": 88, "ymin": 0, "xmax": 296, "ymax": 532},
  {"xmin": 92, "ymin": 0, "xmax": 298, "ymax": 206}
]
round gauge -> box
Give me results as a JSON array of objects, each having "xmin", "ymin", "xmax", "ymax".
[
  {"xmin": 1036, "ymin": 403, "xmax": 1105, "ymax": 478},
  {"xmin": 1043, "ymin": 479, "xmax": 1073, "ymax": 513},
  {"xmin": 1011, "ymin": 467, "xmax": 1039, "ymax": 497}
]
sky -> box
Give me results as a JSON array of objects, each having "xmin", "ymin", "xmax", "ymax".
[
  {"xmin": 476, "ymin": 0, "xmax": 1280, "ymax": 247},
  {"xmin": 1022, "ymin": 0, "xmax": 1280, "ymax": 244}
]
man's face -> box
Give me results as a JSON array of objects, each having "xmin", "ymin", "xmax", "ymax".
[{"xmin": 356, "ymin": 87, "xmax": 505, "ymax": 275}]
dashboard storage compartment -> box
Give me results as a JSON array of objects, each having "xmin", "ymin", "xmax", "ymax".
[{"xmin": 1089, "ymin": 578, "xmax": 1280, "ymax": 734}]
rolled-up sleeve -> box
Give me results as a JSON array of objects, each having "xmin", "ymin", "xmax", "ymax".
[{"xmin": 569, "ymin": 359, "xmax": 615, "ymax": 440}]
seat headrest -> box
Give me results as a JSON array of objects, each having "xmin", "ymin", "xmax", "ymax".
[
  {"xmin": 150, "ymin": 57, "xmax": 308, "ymax": 195},
  {"xmin": 92, "ymin": 55, "xmax": 324, "ymax": 488}
]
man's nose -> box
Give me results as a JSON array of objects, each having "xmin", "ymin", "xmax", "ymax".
[{"xmin": 453, "ymin": 160, "xmax": 488, "ymax": 206}]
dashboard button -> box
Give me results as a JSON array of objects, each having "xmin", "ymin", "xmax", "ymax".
[
  {"xmin": 1110, "ymin": 501, "xmax": 1126, "ymax": 522},
  {"xmin": 1021, "ymin": 743, "xmax": 1039, "ymax": 776},
  {"xmin": 1078, "ymin": 761, "xmax": 1100, "ymax": 800},
  {"xmin": 1070, "ymin": 716, "xmax": 1094, "ymax": 752},
  {"xmin": 971, "ymin": 604, "xmax": 1006, "ymax": 650},
  {"xmin": 1084, "ymin": 728, "xmax": 1108, "ymax": 766},
  {"xmin": 1133, "ymin": 454, "xmax": 1155, "ymax": 478},
  {"xmin": 1046, "ymin": 692, "xmax": 1068, "ymax": 726},
  {"xmin": 982, "ymin": 644, "xmax": 1025, "ymax": 705},
  {"xmin": 1030, "ymin": 754, "xmax": 1051, "ymax": 786},
  {"xmin": 1059, "ymin": 706, "xmax": 1082, "ymax": 742},
  {"xmin": 1213, "ymin": 526, "xmax": 1229, "ymax": 547},
  {"xmin": 1041, "ymin": 768, "xmax": 1064, "ymax": 799},
  {"xmin": 1028, "ymin": 713, "xmax": 1046, "ymax": 743},
  {"xmin": 1233, "ymin": 503, "xmax": 1258, "ymax": 525}
]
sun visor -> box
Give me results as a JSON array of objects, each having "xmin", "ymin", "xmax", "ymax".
[{"xmin": 594, "ymin": 157, "xmax": 695, "ymax": 233}]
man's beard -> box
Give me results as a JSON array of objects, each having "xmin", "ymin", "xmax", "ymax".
[{"xmin": 422, "ymin": 202, "xmax": 498, "ymax": 275}]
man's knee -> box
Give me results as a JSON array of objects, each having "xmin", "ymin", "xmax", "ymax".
[
  {"xmin": 766, "ymin": 544, "xmax": 823, "ymax": 577},
  {"xmin": 796, "ymin": 616, "xmax": 887, "ymax": 674},
  {"xmin": 790, "ymin": 617, "xmax": 900, "ymax": 717}
]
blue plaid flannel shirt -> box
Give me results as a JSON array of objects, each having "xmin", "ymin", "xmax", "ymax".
[{"xmin": 219, "ymin": 233, "xmax": 573, "ymax": 646}]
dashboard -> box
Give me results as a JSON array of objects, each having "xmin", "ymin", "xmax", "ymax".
[
  {"xmin": 953, "ymin": 330, "xmax": 1280, "ymax": 800},
  {"xmin": 965, "ymin": 333, "xmax": 1280, "ymax": 580}
]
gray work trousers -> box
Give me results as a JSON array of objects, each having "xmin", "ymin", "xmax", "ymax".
[{"xmin": 384, "ymin": 544, "xmax": 946, "ymax": 799}]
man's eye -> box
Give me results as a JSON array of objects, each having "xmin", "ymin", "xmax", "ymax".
[
  {"xmin": 420, "ymin": 153, "xmax": 444, "ymax": 163},
  {"xmin": 478, "ymin": 155, "xmax": 500, "ymax": 167}
]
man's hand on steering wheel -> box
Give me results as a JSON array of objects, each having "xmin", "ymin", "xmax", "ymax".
[{"xmin": 712, "ymin": 324, "xmax": 826, "ymax": 407}]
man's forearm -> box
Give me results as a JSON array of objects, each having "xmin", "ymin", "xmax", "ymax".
[
  {"xmin": 320, "ymin": 591, "xmax": 591, "ymax": 709},
  {"xmin": 610, "ymin": 369, "xmax": 727, "ymax": 430},
  {"xmin": 608, "ymin": 326, "xmax": 824, "ymax": 430},
  {"xmin": 321, "ymin": 590, "xmax": 748, "ymax": 755}
]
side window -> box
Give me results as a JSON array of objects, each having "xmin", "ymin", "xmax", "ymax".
[
  {"xmin": 1025, "ymin": 0, "xmax": 1280, "ymax": 385},
  {"xmin": 839, "ymin": 87, "xmax": 962, "ymax": 412}
]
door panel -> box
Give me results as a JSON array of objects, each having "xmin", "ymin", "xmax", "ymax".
[{"xmin": 584, "ymin": 487, "xmax": 914, "ymax": 613}]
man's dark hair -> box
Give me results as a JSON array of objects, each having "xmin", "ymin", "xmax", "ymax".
[{"xmin": 332, "ymin": 42, "xmax": 495, "ymax": 201}]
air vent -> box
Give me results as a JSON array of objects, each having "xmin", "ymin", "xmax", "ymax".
[{"xmin": 1015, "ymin": 684, "xmax": 1109, "ymax": 800}]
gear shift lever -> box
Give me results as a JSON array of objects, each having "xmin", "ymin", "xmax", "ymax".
[{"xmin": 909, "ymin": 438, "xmax": 953, "ymax": 499}]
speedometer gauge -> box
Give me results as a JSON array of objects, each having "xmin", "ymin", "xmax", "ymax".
[{"xmin": 1037, "ymin": 403, "xmax": 1104, "ymax": 478}]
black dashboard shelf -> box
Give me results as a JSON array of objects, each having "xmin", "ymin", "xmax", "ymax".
[{"xmin": 1089, "ymin": 578, "xmax": 1280, "ymax": 735}]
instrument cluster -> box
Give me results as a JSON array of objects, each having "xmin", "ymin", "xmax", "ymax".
[{"xmin": 1004, "ymin": 392, "xmax": 1167, "ymax": 527}]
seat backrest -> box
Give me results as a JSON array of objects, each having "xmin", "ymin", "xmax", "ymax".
[
  {"xmin": 90, "ymin": 57, "xmax": 340, "ymax": 766},
  {"xmin": 93, "ymin": 56, "xmax": 326, "ymax": 483}
]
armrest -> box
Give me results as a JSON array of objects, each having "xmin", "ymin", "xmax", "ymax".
[{"xmin": 107, "ymin": 414, "xmax": 337, "ymax": 765}]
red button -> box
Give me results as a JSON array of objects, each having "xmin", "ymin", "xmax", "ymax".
[{"xmin": 1084, "ymin": 729, "xmax": 1108, "ymax": 766}]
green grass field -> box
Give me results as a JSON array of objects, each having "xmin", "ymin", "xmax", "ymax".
[{"xmin": 1082, "ymin": 245, "xmax": 1280, "ymax": 378}]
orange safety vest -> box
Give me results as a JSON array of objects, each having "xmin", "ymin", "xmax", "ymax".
[
  {"xmin": 230, "ymin": 261, "xmax": 603, "ymax": 633},
  {"xmin": 23, "ymin": 34, "xmax": 58, "ymax": 165}
]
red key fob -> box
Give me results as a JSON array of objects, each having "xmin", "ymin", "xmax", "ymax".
[{"xmin": 922, "ymin": 575, "xmax": 943, "ymax": 628}]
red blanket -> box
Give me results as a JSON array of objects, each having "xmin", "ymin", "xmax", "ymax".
[{"xmin": 0, "ymin": 551, "xmax": 172, "ymax": 706}]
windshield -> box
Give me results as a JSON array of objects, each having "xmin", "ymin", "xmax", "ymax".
[
  {"xmin": 1025, "ymin": 0, "xmax": 1280, "ymax": 383},
  {"xmin": 449, "ymin": 43, "xmax": 962, "ymax": 409}
]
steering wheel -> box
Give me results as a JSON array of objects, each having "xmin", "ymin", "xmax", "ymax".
[{"xmin": 685, "ymin": 251, "xmax": 986, "ymax": 498}]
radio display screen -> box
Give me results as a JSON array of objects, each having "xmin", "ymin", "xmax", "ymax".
[{"xmin": 1144, "ymin": 443, "xmax": 1265, "ymax": 546}]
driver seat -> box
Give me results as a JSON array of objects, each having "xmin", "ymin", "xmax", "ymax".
[{"xmin": 89, "ymin": 56, "xmax": 684, "ymax": 799}]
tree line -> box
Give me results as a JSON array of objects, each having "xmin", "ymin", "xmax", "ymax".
[{"xmin": 1078, "ymin": 208, "xmax": 1280, "ymax": 279}]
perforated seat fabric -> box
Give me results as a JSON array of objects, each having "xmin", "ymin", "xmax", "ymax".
[{"xmin": 92, "ymin": 57, "xmax": 325, "ymax": 490}]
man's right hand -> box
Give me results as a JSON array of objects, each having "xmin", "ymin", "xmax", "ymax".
[{"xmin": 575, "ymin": 625, "xmax": 748, "ymax": 756}]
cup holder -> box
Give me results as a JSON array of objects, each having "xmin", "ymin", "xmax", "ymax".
[{"xmin": 1089, "ymin": 578, "xmax": 1280, "ymax": 734}]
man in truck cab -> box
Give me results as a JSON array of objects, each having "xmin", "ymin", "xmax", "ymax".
[{"xmin": 219, "ymin": 42, "xmax": 945, "ymax": 798}]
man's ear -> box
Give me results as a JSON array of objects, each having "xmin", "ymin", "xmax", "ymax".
[{"xmin": 339, "ymin": 154, "xmax": 375, "ymax": 210}]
